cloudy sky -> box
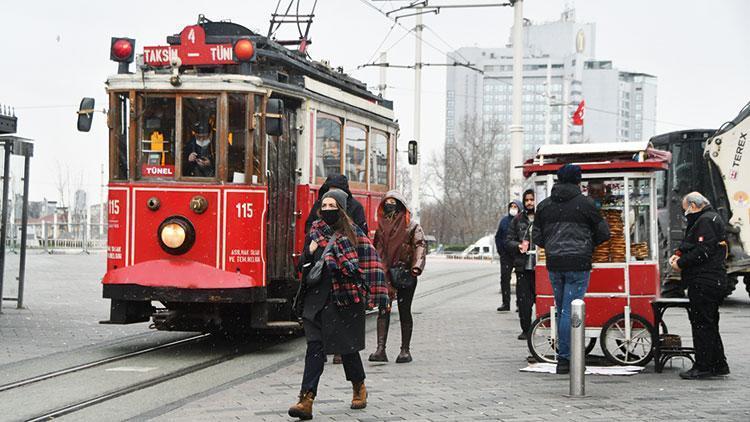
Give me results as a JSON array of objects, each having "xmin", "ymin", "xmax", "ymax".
[{"xmin": 1, "ymin": 0, "xmax": 748, "ymax": 204}]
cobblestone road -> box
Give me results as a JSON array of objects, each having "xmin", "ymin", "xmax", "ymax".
[{"xmin": 152, "ymin": 258, "xmax": 750, "ymax": 422}]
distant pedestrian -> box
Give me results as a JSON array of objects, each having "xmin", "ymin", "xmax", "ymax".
[
  {"xmin": 289, "ymin": 190, "xmax": 389, "ymax": 420},
  {"xmin": 495, "ymin": 200, "xmax": 522, "ymax": 312},
  {"xmin": 368, "ymin": 191, "xmax": 427, "ymax": 364},
  {"xmin": 505, "ymin": 190, "xmax": 537, "ymax": 340},
  {"xmin": 532, "ymin": 164, "xmax": 610, "ymax": 374},
  {"xmin": 669, "ymin": 192, "xmax": 730, "ymax": 379}
]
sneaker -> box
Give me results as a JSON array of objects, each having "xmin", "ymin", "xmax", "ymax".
[
  {"xmin": 517, "ymin": 332, "xmax": 528, "ymax": 340},
  {"xmin": 556, "ymin": 358, "xmax": 570, "ymax": 374},
  {"xmin": 679, "ymin": 367, "xmax": 713, "ymax": 380},
  {"xmin": 496, "ymin": 305, "xmax": 510, "ymax": 312}
]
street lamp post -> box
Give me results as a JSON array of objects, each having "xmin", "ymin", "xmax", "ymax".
[{"xmin": 508, "ymin": 0, "xmax": 525, "ymax": 200}]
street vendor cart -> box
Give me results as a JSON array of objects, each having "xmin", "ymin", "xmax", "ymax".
[{"xmin": 524, "ymin": 141, "xmax": 668, "ymax": 366}]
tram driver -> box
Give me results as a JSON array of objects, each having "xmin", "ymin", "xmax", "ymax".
[{"xmin": 184, "ymin": 120, "xmax": 215, "ymax": 177}]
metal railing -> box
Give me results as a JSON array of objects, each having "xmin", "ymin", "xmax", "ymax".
[{"xmin": 5, "ymin": 222, "xmax": 107, "ymax": 254}]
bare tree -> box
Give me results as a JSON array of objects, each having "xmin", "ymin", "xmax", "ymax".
[{"xmin": 420, "ymin": 117, "xmax": 509, "ymax": 245}]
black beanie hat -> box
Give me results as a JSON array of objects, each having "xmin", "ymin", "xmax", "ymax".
[{"xmin": 557, "ymin": 163, "xmax": 582, "ymax": 184}]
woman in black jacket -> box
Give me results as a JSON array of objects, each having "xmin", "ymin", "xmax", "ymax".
[{"xmin": 289, "ymin": 190, "xmax": 388, "ymax": 420}]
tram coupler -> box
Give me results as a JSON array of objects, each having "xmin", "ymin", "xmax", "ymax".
[
  {"xmin": 100, "ymin": 299, "xmax": 153, "ymax": 324},
  {"xmin": 569, "ymin": 299, "xmax": 586, "ymax": 397}
]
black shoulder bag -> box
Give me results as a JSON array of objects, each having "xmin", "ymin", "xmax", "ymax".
[{"xmin": 305, "ymin": 234, "xmax": 338, "ymax": 287}]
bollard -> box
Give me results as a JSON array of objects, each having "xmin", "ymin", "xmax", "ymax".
[{"xmin": 569, "ymin": 299, "xmax": 586, "ymax": 397}]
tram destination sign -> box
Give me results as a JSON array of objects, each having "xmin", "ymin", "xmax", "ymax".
[{"xmin": 144, "ymin": 25, "xmax": 234, "ymax": 67}]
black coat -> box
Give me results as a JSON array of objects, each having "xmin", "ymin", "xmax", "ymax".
[
  {"xmin": 297, "ymin": 235, "xmax": 365, "ymax": 354},
  {"xmin": 677, "ymin": 205, "xmax": 727, "ymax": 290},
  {"xmin": 505, "ymin": 211, "xmax": 536, "ymax": 270},
  {"xmin": 533, "ymin": 183, "xmax": 610, "ymax": 272},
  {"xmin": 304, "ymin": 174, "xmax": 368, "ymax": 234}
]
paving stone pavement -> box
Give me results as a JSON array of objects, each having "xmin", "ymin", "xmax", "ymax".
[
  {"xmin": 153, "ymin": 259, "xmax": 750, "ymax": 422},
  {"xmin": 0, "ymin": 251, "xmax": 153, "ymax": 366}
]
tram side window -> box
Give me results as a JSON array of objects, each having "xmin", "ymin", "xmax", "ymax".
[
  {"xmin": 138, "ymin": 96, "xmax": 176, "ymax": 179},
  {"xmin": 252, "ymin": 95, "xmax": 264, "ymax": 183},
  {"xmin": 112, "ymin": 93, "xmax": 129, "ymax": 180},
  {"xmin": 344, "ymin": 123, "xmax": 367, "ymax": 184},
  {"xmin": 369, "ymin": 131, "xmax": 389, "ymax": 186},
  {"xmin": 182, "ymin": 98, "xmax": 218, "ymax": 178},
  {"xmin": 227, "ymin": 94, "xmax": 248, "ymax": 183},
  {"xmin": 315, "ymin": 115, "xmax": 342, "ymax": 180}
]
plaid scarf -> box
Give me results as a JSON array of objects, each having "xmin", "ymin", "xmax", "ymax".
[{"xmin": 309, "ymin": 220, "xmax": 389, "ymax": 308}]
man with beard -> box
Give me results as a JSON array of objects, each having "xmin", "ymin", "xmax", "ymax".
[{"xmin": 505, "ymin": 190, "xmax": 537, "ymax": 340}]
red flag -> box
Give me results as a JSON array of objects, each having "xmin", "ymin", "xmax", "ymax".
[{"xmin": 572, "ymin": 100, "xmax": 585, "ymax": 126}]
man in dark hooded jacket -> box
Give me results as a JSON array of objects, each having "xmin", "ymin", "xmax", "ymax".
[
  {"xmin": 495, "ymin": 200, "xmax": 521, "ymax": 312},
  {"xmin": 305, "ymin": 174, "xmax": 368, "ymax": 234},
  {"xmin": 532, "ymin": 164, "xmax": 610, "ymax": 374}
]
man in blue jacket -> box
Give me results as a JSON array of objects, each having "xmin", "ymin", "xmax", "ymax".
[{"xmin": 494, "ymin": 200, "xmax": 521, "ymax": 312}]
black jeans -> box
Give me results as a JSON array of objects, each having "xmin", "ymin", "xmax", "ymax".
[
  {"xmin": 499, "ymin": 257, "xmax": 512, "ymax": 306},
  {"xmin": 688, "ymin": 283, "xmax": 728, "ymax": 372},
  {"xmin": 516, "ymin": 270, "xmax": 536, "ymax": 333},
  {"xmin": 301, "ymin": 340, "xmax": 365, "ymax": 395}
]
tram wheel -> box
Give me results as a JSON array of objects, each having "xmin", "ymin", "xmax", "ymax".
[
  {"xmin": 527, "ymin": 313, "xmax": 596, "ymax": 364},
  {"xmin": 600, "ymin": 313, "xmax": 654, "ymax": 366}
]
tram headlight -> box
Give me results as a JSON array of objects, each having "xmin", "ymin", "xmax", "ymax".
[
  {"xmin": 110, "ymin": 37, "xmax": 136, "ymax": 74},
  {"xmin": 157, "ymin": 216, "xmax": 195, "ymax": 255}
]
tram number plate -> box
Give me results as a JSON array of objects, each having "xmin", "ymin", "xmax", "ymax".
[{"xmin": 236, "ymin": 203, "xmax": 254, "ymax": 219}]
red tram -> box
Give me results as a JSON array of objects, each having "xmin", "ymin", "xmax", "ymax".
[{"xmin": 92, "ymin": 17, "xmax": 398, "ymax": 332}]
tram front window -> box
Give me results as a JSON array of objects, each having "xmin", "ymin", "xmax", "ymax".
[
  {"xmin": 138, "ymin": 96, "xmax": 175, "ymax": 179},
  {"xmin": 182, "ymin": 97, "xmax": 218, "ymax": 178},
  {"xmin": 369, "ymin": 130, "xmax": 388, "ymax": 186},
  {"xmin": 344, "ymin": 123, "xmax": 367, "ymax": 183},
  {"xmin": 227, "ymin": 93, "xmax": 248, "ymax": 183}
]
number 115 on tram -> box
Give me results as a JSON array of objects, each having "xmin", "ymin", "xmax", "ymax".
[{"xmin": 79, "ymin": 19, "xmax": 399, "ymax": 333}]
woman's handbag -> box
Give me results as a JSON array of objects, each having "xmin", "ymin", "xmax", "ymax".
[
  {"xmin": 388, "ymin": 264, "xmax": 416, "ymax": 289},
  {"xmin": 305, "ymin": 234, "xmax": 337, "ymax": 287}
]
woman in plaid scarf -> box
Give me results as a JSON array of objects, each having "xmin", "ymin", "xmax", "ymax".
[{"xmin": 289, "ymin": 190, "xmax": 388, "ymax": 420}]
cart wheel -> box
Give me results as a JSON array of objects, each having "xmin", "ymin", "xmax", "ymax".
[
  {"xmin": 527, "ymin": 313, "xmax": 596, "ymax": 363},
  {"xmin": 600, "ymin": 313, "xmax": 654, "ymax": 366}
]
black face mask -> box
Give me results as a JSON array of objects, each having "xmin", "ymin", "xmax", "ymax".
[
  {"xmin": 321, "ymin": 209, "xmax": 340, "ymax": 226},
  {"xmin": 383, "ymin": 203, "xmax": 398, "ymax": 215}
]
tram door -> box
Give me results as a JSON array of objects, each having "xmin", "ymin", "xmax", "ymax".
[{"xmin": 266, "ymin": 101, "xmax": 298, "ymax": 298}]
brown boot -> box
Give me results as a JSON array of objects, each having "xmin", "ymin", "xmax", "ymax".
[
  {"xmin": 395, "ymin": 321, "xmax": 413, "ymax": 363},
  {"xmin": 350, "ymin": 381, "xmax": 368, "ymax": 409},
  {"xmin": 368, "ymin": 312, "xmax": 390, "ymax": 362},
  {"xmin": 288, "ymin": 391, "xmax": 315, "ymax": 420}
]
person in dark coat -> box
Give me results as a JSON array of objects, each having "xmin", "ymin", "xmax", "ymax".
[
  {"xmin": 670, "ymin": 191, "xmax": 730, "ymax": 380},
  {"xmin": 368, "ymin": 190, "xmax": 427, "ymax": 364},
  {"xmin": 289, "ymin": 190, "xmax": 388, "ymax": 420},
  {"xmin": 183, "ymin": 120, "xmax": 215, "ymax": 177},
  {"xmin": 305, "ymin": 174, "xmax": 368, "ymax": 234},
  {"xmin": 505, "ymin": 190, "xmax": 537, "ymax": 340},
  {"xmin": 495, "ymin": 200, "xmax": 521, "ymax": 312},
  {"xmin": 532, "ymin": 164, "xmax": 610, "ymax": 374}
]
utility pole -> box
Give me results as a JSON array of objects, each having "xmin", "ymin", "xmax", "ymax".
[
  {"xmin": 99, "ymin": 164, "xmax": 105, "ymax": 236},
  {"xmin": 411, "ymin": 7, "xmax": 423, "ymax": 222},
  {"xmin": 544, "ymin": 56, "xmax": 551, "ymax": 145},
  {"xmin": 562, "ymin": 76, "xmax": 570, "ymax": 144},
  {"xmin": 508, "ymin": 0, "xmax": 524, "ymax": 200},
  {"xmin": 378, "ymin": 52, "xmax": 387, "ymax": 97}
]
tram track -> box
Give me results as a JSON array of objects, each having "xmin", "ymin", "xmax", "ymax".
[
  {"xmin": 11, "ymin": 263, "xmax": 497, "ymax": 422},
  {"xmin": 0, "ymin": 334, "xmax": 210, "ymax": 394}
]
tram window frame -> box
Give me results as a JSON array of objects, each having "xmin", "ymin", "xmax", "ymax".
[
  {"xmin": 227, "ymin": 92, "xmax": 249, "ymax": 183},
  {"xmin": 179, "ymin": 95, "xmax": 220, "ymax": 181},
  {"xmin": 135, "ymin": 93, "xmax": 177, "ymax": 180},
  {"xmin": 314, "ymin": 112, "xmax": 343, "ymax": 184},
  {"xmin": 344, "ymin": 121, "xmax": 368, "ymax": 189},
  {"xmin": 369, "ymin": 129, "xmax": 390, "ymax": 191},
  {"xmin": 249, "ymin": 94, "xmax": 266, "ymax": 185},
  {"xmin": 109, "ymin": 91, "xmax": 130, "ymax": 181}
]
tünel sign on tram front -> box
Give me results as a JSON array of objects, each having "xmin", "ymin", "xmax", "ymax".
[
  {"xmin": 143, "ymin": 25, "xmax": 234, "ymax": 67},
  {"xmin": 141, "ymin": 165, "xmax": 175, "ymax": 177}
]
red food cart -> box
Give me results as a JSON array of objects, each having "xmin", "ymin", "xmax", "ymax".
[{"xmin": 524, "ymin": 141, "xmax": 668, "ymax": 366}]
